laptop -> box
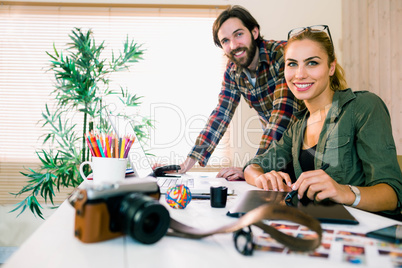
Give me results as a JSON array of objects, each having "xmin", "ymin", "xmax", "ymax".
[
  {"xmin": 108, "ymin": 114, "xmax": 232, "ymax": 196},
  {"xmin": 227, "ymin": 190, "xmax": 359, "ymax": 225}
]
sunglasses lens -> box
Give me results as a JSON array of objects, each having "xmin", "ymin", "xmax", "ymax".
[
  {"xmin": 288, "ymin": 27, "xmax": 306, "ymax": 39},
  {"xmin": 288, "ymin": 25, "xmax": 329, "ymax": 39},
  {"xmin": 233, "ymin": 227, "xmax": 254, "ymax": 256},
  {"xmin": 309, "ymin": 25, "xmax": 327, "ymax": 32}
]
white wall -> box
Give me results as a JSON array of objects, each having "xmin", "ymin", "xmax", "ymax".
[
  {"xmin": 15, "ymin": 0, "xmax": 342, "ymax": 60},
  {"xmin": 18, "ymin": 0, "xmax": 343, "ymax": 50},
  {"xmin": 9, "ymin": 0, "xmax": 343, "ymax": 167}
]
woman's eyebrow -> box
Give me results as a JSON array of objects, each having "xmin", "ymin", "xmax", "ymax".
[
  {"xmin": 304, "ymin": 56, "xmax": 321, "ymax": 62},
  {"xmin": 285, "ymin": 56, "xmax": 321, "ymax": 62}
]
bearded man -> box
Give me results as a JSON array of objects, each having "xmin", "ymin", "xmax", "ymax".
[{"xmin": 178, "ymin": 5, "xmax": 304, "ymax": 180}]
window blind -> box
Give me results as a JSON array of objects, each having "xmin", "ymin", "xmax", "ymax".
[{"xmin": 0, "ymin": 3, "xmax": 230, "ymax": 204}]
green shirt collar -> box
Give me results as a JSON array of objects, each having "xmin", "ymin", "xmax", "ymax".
[{"xmin": 294, "ymin": 88, "xmax": 356, "ymax": 120}]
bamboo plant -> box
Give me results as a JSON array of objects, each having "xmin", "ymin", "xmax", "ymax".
[{"xmin": 11, "ymin": 28, "xmax": 152, "ymax": 218}]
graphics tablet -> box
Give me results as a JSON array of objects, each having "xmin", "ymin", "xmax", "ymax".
[{"xmin": 227, "ymin": 190, "xmax": 359, "ymax": 225}]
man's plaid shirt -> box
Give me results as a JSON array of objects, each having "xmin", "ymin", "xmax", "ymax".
[{"xmin": 189, "ymin": 40, "xmax": 304, "ymax": 167}]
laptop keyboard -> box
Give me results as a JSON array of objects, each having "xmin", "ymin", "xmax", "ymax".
[{"xmin": 157, "ymin": 177, "xmax": 194, "ymax": 188}]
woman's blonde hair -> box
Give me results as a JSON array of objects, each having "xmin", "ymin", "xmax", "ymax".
[{"xmin": 285, "ymin": 29, "xmax": 348, "ymax": 91}]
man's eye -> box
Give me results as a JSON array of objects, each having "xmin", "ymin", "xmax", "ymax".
[{"xmin": 221, "ymin": 39, "xmax": 228, "ymax": 45}]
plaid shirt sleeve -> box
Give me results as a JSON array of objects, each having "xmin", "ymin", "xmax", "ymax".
[
  {"xmin": 255, "ymin": 41, "xmax": 304, "ymax": 155},
  {"xmin": 256, "ymin": 76, "xmax": 303, "ymax": 155},
  {"xmin": 188, "ymin": 64, "xmax": 241, "ymax": 167}
]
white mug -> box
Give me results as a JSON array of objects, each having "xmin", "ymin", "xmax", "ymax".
[{"xmin": 79, "ymin": 157, "xmax": 128, "ymax": 183}]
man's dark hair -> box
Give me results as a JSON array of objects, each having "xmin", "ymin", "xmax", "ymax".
[{"xmin": 213, "ymin": 5, "xmax": 263, "ymax": 48}]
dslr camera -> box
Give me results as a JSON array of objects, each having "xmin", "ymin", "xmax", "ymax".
[{"xmin": 69, "ymin": 177, "xmax": 170, "ymax": 244}]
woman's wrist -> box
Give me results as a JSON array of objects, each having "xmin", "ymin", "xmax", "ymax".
[
  {"xmin": 244, "ymin": 164, "xmax": 264, "ymax": 186},
  {"xmin": 343, "ymin": 184, "xmax": 359, "ymax": 207},
  {"xmin": 348, "ymin": 185, "xmax": 361, "ymax": 207}
]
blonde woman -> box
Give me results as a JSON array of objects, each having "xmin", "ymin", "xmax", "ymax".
[{"xmin": 244, "ymin": 25, "xmax": 402, "ymax": 217}]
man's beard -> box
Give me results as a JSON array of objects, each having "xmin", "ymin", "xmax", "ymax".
[{"xmin": 227, "ymin": 40, "xmax": 257, "ymax": 68}]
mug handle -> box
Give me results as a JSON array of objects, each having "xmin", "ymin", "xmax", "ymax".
[{"xmin": 79, "ymin": 161, "xmax": 93, "ymax": 180}]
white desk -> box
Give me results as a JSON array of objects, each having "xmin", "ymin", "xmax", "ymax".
[{"xmin": 4, "ymin": 176, "xmax": 401, "ymax": 268}]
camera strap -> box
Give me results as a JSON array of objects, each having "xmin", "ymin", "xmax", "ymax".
[
  {"xmin": 69, "ymin": 184, "xmax": 322, "ymax": 252},
  {"xmin": 167, "ymin": 204, "xmax": 322, "ymax": 252}
]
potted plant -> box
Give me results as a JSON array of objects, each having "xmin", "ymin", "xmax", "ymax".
[{"xmin": 11, "ymin": 28, "xmax": 152, "ymax": 218}]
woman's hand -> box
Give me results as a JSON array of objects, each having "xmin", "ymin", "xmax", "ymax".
[
  {"xmin": 244, "ymin": 164, "xmax": 292, "ymax": 191},
  {"xmin": 292, "ymin": 169, "xmax": 352, "ymax": 204},
  {"xmin": 292, "ymin": 170, "xmax": 399, "ymax": 211},
  {"xmin": 254, "ymin": 170, "xmax": 293, "ymax": 191}
]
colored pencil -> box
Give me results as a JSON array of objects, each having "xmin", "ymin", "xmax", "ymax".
[
  {"xmin": 89, "ymin": 132, "xmax": 102, "ymax": 157},
  {"xmin": 113, "ymin": 135, "xmax": 117, "ymax": 158},
  {"xmin": 105, "ymin": 135, "xmax": 111, "ymax": 158},
  {"xmin": 96, "ymin": 137, "xmax": 106, "ymax": 157},
  {"xmin": 124, "ymin": 136, "xmax": 135, "ymax": 158},
  {"xmin": 85, "ymin": 131, "xmax": 135, "ymax": 158},
  {"xmin": 85, "ymin": 134, "xmax": 95, "ymax": 156},
  {"xmin": 120, "ymin": 138, "xmax": 126, "ymax": 158}
]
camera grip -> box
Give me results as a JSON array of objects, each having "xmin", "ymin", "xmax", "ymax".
[{"xmin": 73, "ymin": 189, "xmax": 124, "ymax": 243}]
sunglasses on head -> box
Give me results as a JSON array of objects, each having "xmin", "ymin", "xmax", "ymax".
[{"xmin": 287, "ymin": 25, "xmax": 334, "ymax": 51}]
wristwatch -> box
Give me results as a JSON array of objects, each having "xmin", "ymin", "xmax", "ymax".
[{"xmin": 348, "ymin": 185, "xmax": 361, "ymax": 207}]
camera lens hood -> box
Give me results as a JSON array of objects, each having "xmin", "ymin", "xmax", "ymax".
[{"xmin": 120, "ymin": 193, "xmax": 170, "ymax": 244}]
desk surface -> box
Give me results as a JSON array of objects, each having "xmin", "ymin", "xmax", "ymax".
[{"xmin": 4, "ymin": 173, "xmax": 402, "ymax": 268}]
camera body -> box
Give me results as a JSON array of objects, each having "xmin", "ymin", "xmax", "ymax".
[{"xmin": 69, "ymin": 177, "xmax": 170, "ymax": 244}]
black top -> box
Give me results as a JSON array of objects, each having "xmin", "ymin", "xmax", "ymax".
[{"xmin": 299, "ymin": 144, "xmax": 317, "ymax": 172}]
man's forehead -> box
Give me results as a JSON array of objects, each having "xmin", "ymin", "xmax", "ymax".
[{"xmin": 218, "ymin": 18, "xmax": 247, "ymax": 39}]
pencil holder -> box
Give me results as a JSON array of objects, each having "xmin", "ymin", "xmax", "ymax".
[{"xmin": 80, "ymin": 157, "xmax": 128, "ymax": 184}]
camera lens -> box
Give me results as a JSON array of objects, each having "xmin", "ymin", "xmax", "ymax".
[{"xmin": 120, "ymin": 193, "xmax": 170, "ymax": 244}]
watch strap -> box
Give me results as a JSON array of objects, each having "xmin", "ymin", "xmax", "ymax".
[{"xmin": 348, "ymin": 185, "xmax": 361, "ymax": 207}]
